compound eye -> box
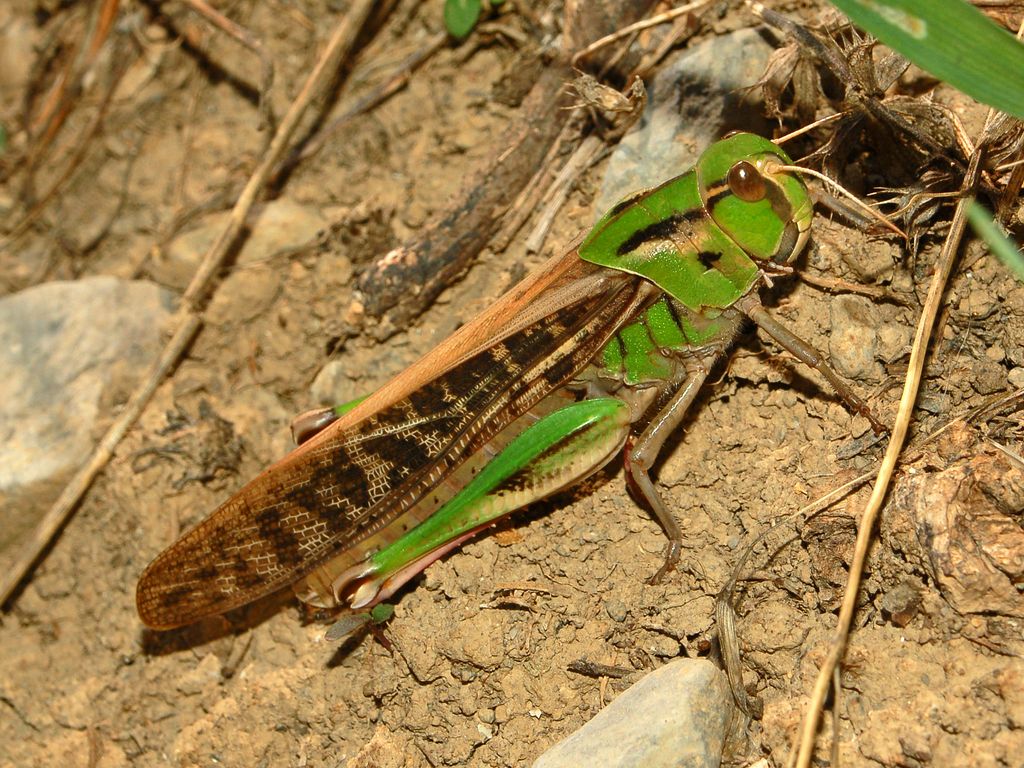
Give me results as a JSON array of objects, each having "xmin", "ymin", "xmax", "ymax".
[{"xmin": 727, "ymin": 161, "xmax": 767, "ymax": 202}]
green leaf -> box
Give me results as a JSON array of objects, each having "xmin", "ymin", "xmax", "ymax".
[
  {"xmin": 444, "ymin": 0, "xmax": 482, "ymax": 40},
  {"xmin": 828, "ymin": 0, "xmax": 1024, "ymax": 119},
  {"xmin": 967, "ymin": 201, "xmax": 1024, "ymax": 282},
  {"xmin": 0, "ymin": 123, "xmax": 6, "ymax": 153}
]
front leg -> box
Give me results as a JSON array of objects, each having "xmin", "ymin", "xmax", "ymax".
[
  {"xmin": 735, "ymin": 292, "xmax": 887, "ymax": 435},
  {"xmin": 624, "ymin": 366, "xmax": 712, "ymax": 583}
]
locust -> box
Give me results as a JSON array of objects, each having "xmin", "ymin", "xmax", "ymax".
[{"xmin": 136, "ymin": 132, "xmax": 879, "ymax": 631}]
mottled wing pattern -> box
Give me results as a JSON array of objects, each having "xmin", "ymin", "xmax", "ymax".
[{"xmin": 137, "ymin": 277, "xmax": 644, "ymax": 628}]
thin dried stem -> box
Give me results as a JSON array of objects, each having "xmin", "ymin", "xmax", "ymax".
[
  {"xmin": 773, "ymin": 163, "xmax": 906, "ymax": 239},
  {"xmin": 994, "ymin": 157, "xmax": 1024, "ymax": 172},
  {"xmin": 0, "ymin": 66, "xmax": 124, "ymax": 248},
  {"xmin": 570, "ymin": 0, "xmax": 712, "ymax": 67},
  {"xmin": 524, "ymin": 135, "xmax": 606, "ymax": 253},
  {"xmin": 774, "ymin": 112, "xmax": 849, "ymax": 145},
  {"xmin": 791, "ymin": 16, "xmax": 1022, "ymax": 752},
  {"xmin": 292, "ymin": 31, "xmax": 447, "ymax": 167},
  {"xmin": 788, "ymin": 146, "xmax": 985, "ymax": 768},
  {"xmin": 24, "ymin": 0, "xmax": 119, "ymax": 171},
  {"xmin": 797, "ymin": 271, "xmax": 910, "ymax": 305},
  {"xmin": 0, "ymin": 0, "xmax": 379, "ymax": 608},
  {"xmin": 491, "ymin": 118, "xmax": 583, "ymax": 251}
]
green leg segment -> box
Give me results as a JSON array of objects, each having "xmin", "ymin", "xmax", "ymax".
[
  {"xmin": 625, "ymin": 366, "xmax": 711, "ymax": 583},
  {"xmin": 346, "ymin": 397, "xmax": 632, "ymax": 608}
]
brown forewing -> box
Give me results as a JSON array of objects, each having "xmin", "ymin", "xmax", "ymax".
[{"xmin": 137, "ymin": 253, "xmax": 650, "ymax": 629}]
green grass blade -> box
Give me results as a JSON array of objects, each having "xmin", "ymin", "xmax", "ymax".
[
  {"xmin": 967, "ymin": 201, "xmax": 1024, "ymax": 282},
  {"xmin": 444, "ymin": 0, "xmax": 482, "ymax": 40},
  {"xmin": 828, "ymin": 0, "xmax": 1024, "ymax": 119}
]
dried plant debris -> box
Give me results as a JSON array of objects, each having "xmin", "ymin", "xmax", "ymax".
[
  {"xmin": 974, "ymin": 1, "xmax": 1024, "ymax": 30},
  {"xmin": 131, "ymin": 402, "xmax": 244, "ymax": 491},
  {"xmin": 757, "ymin": 9, "xmax": 960, "ymax": 162},
  {"xmin": 754, "ymin": 6, "xmax": 1024, "ymax": 248},
  {"xmin": 568, "ymin": 72, "xmax": 646, "ymax": 138},
  {"xmin": 883, "ymin": 422, "xmax": 1024, "ymax": 622}
]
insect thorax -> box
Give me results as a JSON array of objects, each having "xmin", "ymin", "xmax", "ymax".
[{"xmin": 594, "ymin": 295, "xmax": 746, "ymax": 389}]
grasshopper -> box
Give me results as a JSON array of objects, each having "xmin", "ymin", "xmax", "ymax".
[{"xmin": 137, "ymin": 132, "xmax": 878, "ymax": 630}]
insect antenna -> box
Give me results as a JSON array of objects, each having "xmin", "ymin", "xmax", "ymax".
[{"xmin": 770, "ymin": 162, "xmax": 906, "ymax": 240}]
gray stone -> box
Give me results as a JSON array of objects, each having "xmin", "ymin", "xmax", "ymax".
[
  {"xmin": 0, "ymin": 277, "xmax": 174, "ymax": 553},
  {"xmin": 596, "ymin": 29, "xmax": 774, "ymax": 213},
  {"xmin": 828, "ymin": 295, "xmax": 881, "ymax": 380},
  {"xmin": 605, "ymin": 598, "xmax": 628, "ymax": 622},
  {"xmin": 532, "ymin": 659, "xmax": 733, "ymax": 768}
]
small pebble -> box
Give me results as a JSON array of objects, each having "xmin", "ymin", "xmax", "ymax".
[
  {"xmin": 532, "ymin": 659, "xmax": 733, "ymax": 768},
  {"xmin": 605, "ymin": 599, "xmax": 628, "ymax": 622}
]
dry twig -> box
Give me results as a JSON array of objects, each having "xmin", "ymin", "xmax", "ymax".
[
  {"xmin": 0, "ymin": 0, "xmax": 379, "ymax": 608},
  {"xmin": 788, "ymin": 137, "xmax": 988, "ymax": 768},
  {"xmin": 570, "ymin": 0, "xmax": 712, "ymax": 67},
  {"xmin": 354, "ymin": 1, "xmax": 661, "ymax": 334}
]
